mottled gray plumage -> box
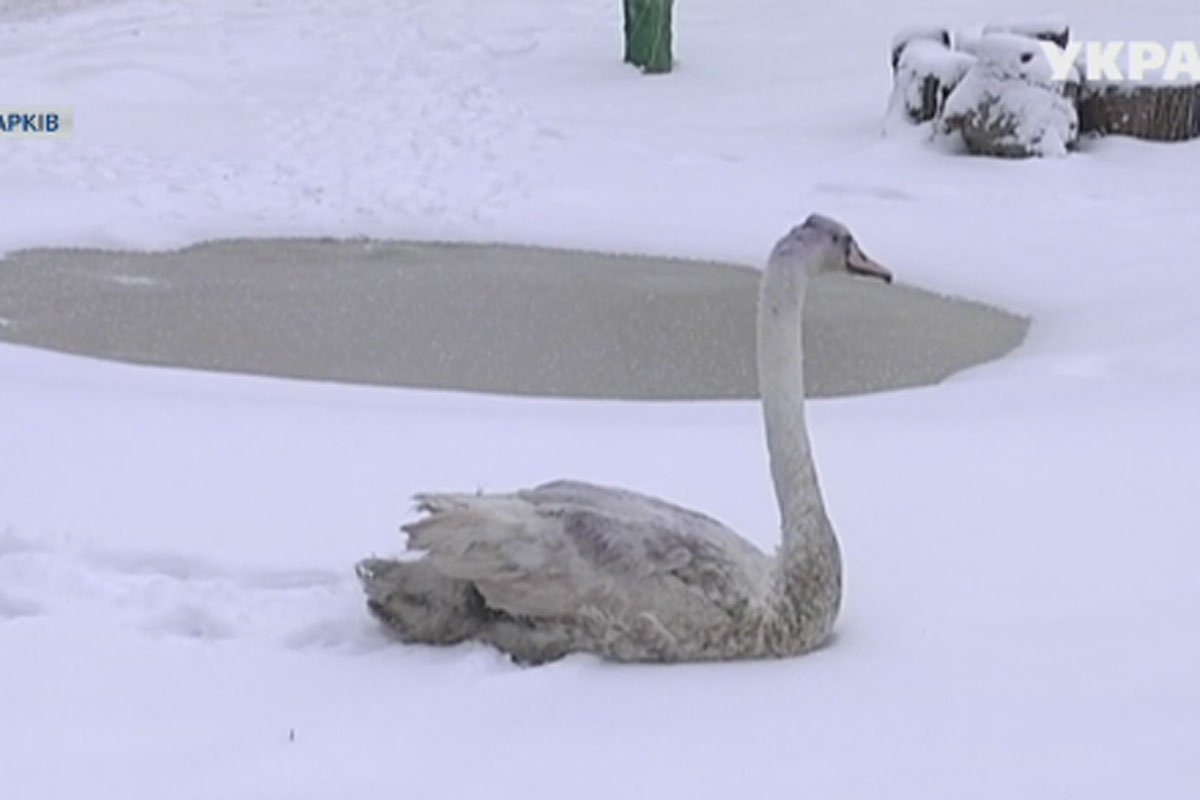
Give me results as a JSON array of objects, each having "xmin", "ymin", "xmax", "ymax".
[{"xmin": 357, "ymin": 215, "xmax": 891, "ymax": 663}]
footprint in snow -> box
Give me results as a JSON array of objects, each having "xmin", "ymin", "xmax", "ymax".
[
  {"xmin": 0, "ymin": 534, "xmax": 361, "ymax": 648},
  {"xmin": 813, "ymin": 182, "xmax": 916, "ymax": 202},
  {"xmin": 144, "ymin": 603, "xmax": 235, "ymax": 641},
  {"xmin": 0, "ymin": 590, "xmax": 41, "ymax": 620},
  {"xmin": 0, "ymin": 529, "xmax": 48, "ymax": 558}
]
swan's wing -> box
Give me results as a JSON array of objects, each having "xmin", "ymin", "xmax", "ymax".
[{"xmin": 401, "ymin": 480, "xmax": 771, "ymax": 620}]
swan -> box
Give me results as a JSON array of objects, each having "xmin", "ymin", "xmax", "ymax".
[{"xmin": 357, "ymin": 214, "xmax": 892, "ymax": 663}]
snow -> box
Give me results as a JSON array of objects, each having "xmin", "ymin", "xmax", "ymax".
[
  {"xmin": 884, "ymin": 39, "xmax": 974, "ymax": 130},
  {"xmin": 940, "ymin": 34, "xmax": 1079, "ymax": 157},
  {"xmin": 983, "ymin": 13, "xmax": 1071, "ymax": 41},
  {"xmin": 888, "ymin": 25, "xmax": 950, "ymax": 70},
  {"xmin": 2, "ymin": 1, "xmax": 1200, "ymax": 799},
  {"xmin": 890, "ymin": 25, "xmax": 949, "ymax": 54}
]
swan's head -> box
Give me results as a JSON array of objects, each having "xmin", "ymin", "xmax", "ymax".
[{"xmin": 769, "ymin": 214, "xmax": 892, "ymax": 285}]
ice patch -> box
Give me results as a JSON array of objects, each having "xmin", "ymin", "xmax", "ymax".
[{"xmin": 0, "ymin": 0, "xmax": 117, "ymax": 22}]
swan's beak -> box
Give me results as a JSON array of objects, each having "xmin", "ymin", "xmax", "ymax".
[{"xmin": 846, "ymin": 241, "xmax": 892, "ymax": 283}]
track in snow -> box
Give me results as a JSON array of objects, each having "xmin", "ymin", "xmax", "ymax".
[{"xmin": 0, "ymin": 528, "xmax": 381, "ymax": 653}]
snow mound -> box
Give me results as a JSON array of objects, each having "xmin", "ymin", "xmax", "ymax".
[
  {"xmin": 940, "ymin": 34, "xmax": 1078, "ymax": 157},
  {"xmin": 966, "ymin": 34, "xmax": 1066, "ymax": 85}
]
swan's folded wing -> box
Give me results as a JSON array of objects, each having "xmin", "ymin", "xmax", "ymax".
[{"xmin": 401, "ymin": 480, "xmax": 770, "ymax": 620}]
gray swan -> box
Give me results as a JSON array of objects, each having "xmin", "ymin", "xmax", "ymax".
[{"xmin": 357, "ymin": 214, "xmax": 892, "ymax": 663}]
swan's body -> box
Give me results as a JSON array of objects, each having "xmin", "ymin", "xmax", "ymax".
[{"xmin": 358, "ymin": 215, "xmax": 891, "ymax": 663}]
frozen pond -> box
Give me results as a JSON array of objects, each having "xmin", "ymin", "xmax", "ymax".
[{"xmin": 0, "ymin": 239, "xmax": 1028, "ymax": 399}]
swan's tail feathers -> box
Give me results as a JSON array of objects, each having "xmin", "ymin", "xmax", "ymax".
[
  {"xmin": 400, "ymin": 492, "xmax": 571, "ymax": 617},
  {"xmin": 356, "ymin": 557, "xmax": 492, "ymax": 645},
  {"xmin": 403, "ymin": 493, "xmax": 546, "ymax": 577}
]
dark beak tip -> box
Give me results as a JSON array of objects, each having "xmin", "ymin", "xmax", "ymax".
[{"xmin": 849, "ymin": 265, "xmax": 893, "ymax": 284}]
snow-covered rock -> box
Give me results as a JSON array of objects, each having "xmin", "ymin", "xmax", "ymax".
[{"xmin": 939, "ymin": 34, "xmax": 1078, "ymax": 157}]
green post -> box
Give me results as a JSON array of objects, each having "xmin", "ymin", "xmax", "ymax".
[
  {"xmin": 624, "ymin": 0, "xmax": 673, "ymax": 74},
  {"xmin": 623, "ymin": 0, "xmax": 636, "ymax": 63}
]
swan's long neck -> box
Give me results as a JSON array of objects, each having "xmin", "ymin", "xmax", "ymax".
[{"xmin": 758, "ymin": 264, "xmax": 841, "ymax": 641}]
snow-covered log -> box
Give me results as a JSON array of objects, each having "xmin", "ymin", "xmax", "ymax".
[
  {"xmin": 890, "ymin": 26, "xmax": 951, "ymax": 71},
  {"xmin": 939, "ymin": 34, "xmax": 1078, "ymax": 157},
  {"xmin": 886, "ymin": 39, "xmax": 975, "ymax": 125},
  {"xmin": 1077, "ymin": 81, "xmax": 1200, "ymax": 142}
]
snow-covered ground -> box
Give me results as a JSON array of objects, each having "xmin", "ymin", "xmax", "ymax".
[{"xmin": 2, "ymin": 1, "xmax": 1199, "ymax": 798}]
